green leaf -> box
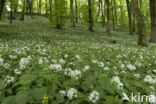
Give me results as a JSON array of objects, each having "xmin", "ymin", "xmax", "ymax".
[
  {"xmin": 2, "ymin": 96, "xmax": 16, "ymax": 104},
  {"xmin": 15, "ymin": 91, "xmax": 28, "ymax": 104}
]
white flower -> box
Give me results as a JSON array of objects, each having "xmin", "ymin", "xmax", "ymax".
[
  {"xmin": 89, "ymin": 91, "xmax": 100, "ymax": 103},
  {"xmin": 9, "ymin": 55, "xmax": 17, "ymax": 59},
  {"xmin": 92, "ymin": 60, "xmax": 98, "ymax": 64},
  {"xmin": 98, "ymin": 62, "xmax": 104, "ymax": 67},
  {"xmin": 0, "ymin": 58, "xmax": 4, "ymax": 64},
  {"xmin": 59, "ymin": 59, "xmax": 65, "ymax": 64},
  {"xmin": 153, "ymin": 70, "xmax": 156, "ymax": 74},
  {"xmin": 14, "ymin": 69, "xmax": 22, "ymax": 75},
  {"xmin": 3, "ymin": 63, "xmax": 10, "ymax": 69},
  {"xmin": 64, "ymin": 54, "xmax": 68, "ymax": 58},
  {"xmin": 49, "ymin": 64, "xmax": 62, "ymax": 72},
  {"xmin": 70, "ymin": 70, "xmax": 81, "ymax": 79},
  {"xmin": 51, "ymin": 59, "xmax": 57, "ymax": 63},
  {"xmin": 67, "ymin": 88, "xmax": 77, "ymax": 100},
  {"xmin": 117, "ymin": 54, "xmax": 122, "ymax": 58},
  {"xmin": 127, "ymin": 64, "xmax": 136, "ymax": 71},
  {"xmin": 75, "ymin": 55, "xmax": 80, "ymax": 60},
  {"xmin": 19, "ymin": 57, "xmax": 31, "ymax": 70},
  {"xmin": 39, "ymin": 58, "xmax": 43, "ymax": 64},
  {"xmin": 120, "ymin": 64, "xmax": 125, "ymax": 68},
  {"xmin": 144, "ymin": 75, "xmax": 155, "ymax": 84},
  {"xmin": 4, "ymin": 76, "xmax": 14, "ymax": 84},
  {"xmin": 134, "ymin": 74, "xmax": 140, "ymax": 79},
  {"xmin": 111, "ymin": 76, "xmax": 123, "ymax": 89},
  {"xmin": 83, "ymin": 65, "xmax": 90, "ymax": 71},
  {"xmin": 104, "ymin": 66, "xmax": 110, "ymax": 71},
  {"xmin": 59, "ymin": 90, "xmax": 66, "ymax": 97}
]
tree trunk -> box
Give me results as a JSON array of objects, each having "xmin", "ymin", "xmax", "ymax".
[
  {"xmin": 113, "ymin": 0, "xmax": 117, "ymax": 26},
  {"xmin": 101, "ymin": 0, "xmax": 105, "ymax": 27},
  {"xmin": 0, "ymin": 0, "xmax": 5, "ymax": 20},
  {"xmin": 45, "ymin": 0, "xmax": 48, "ymax": 15},
  {"xmin": 20, "ymin": 0, "xmax": 26, "ymax": 21},
  {"xmin": 70, "ymin": 0, "xmax": 75, "ymax": 27},
  {"xmin": 10, "ymin": 0, "xmax": 13, "ymax": 24},
  {"xmin": 149, "ymin": 0, "xmax": 156, "ymax": 42},
  {"xmin": 39, "ymin": 0, "xmax": 41, "ymax": 14},
  {"xmin": 111, "ymin": 0, "xmax": 115, "ymax": 30},
  {"xmin": 49, "ymin": 0, "xmax": 52, "ymax": 21},
  {"xmin": 132, "ymin": 0, "xmax": 146, "ymax": 46},
  {"xmin": 106, "ymin": 0, "xmax": 111, "ymax": 35},
  {"xmin": 120, "ymin": 0, "xmax": 124, "ymax": 28},
  {"xmin": 126, "ymin": 0, "xmax": 133, "ymax": 35},
  {"xmin": 28, "ymin": 0, "xmax": 33, "ymax": 18},
  {"xmin": 75, "ymin": 0, "xmax": 78, "ymax": 23},
  {"xmin": 88, "ymin": 0, "xmax": 94, "ymax": 32},
  {"xmin": 96, "ymin": 0, "xmax": 101, "ymax": 21}
]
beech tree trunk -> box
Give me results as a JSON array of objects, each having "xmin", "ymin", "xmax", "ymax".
[
  {"xmin": 75, "ymin": 0, "xmax": 78, "ymax": 23},
  {"xmin": 126, "ymin": 0, "xmax": 133, "ymax": 35},
  {"xmin": 101, "ymin": 0, "xmax": 105, "ymax": 27},
  {"xmin": 20, "ymin": 0, "xmax": 25, "ymax": 21},
  {"xmin": 149, "ymin": 0, "xmax": 156, "ymax": 42},
  {"xmin": 88, "ymin": 0, "xmax": 94, "ymax": 32},
  {"xmin": 106, "ymin": 0, "xmax": 111, "ymax": 35},
  {"xmin": 132, "ymin": 0, "xmax": 146, "ymax": 46},
  {"xmin": 70, "ymin": 0, "xmax": 75, "ymax": 27},
  {"xmin": 10, "ymin": 0, "xmax": 13, "ymax": 24},
  {"xmin": 0, "ymin": 0, "xmax": 5, "ymax": 20},
  {"xmin": 49, "ymin": 0, "xmax": 52, "ymax": 21}
]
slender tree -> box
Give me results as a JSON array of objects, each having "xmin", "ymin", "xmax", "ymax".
[
  {"xmin": 101, "ymin": 0, "xmax": 105, "ymax": 27},
  {"xmin": 10, "ymin": 0, "xmax": 13, "ymax": 24},
  {"xmin": 106, "ymin": 0, "xmax": 111, "ymax": 35},
  {"xmin": 70, "ymin": 0, "xmax": 75, "ymax": 27},
  {"xmin": 49, "ymin": 0, "xmax": 52, "ymax": 21},
  {"xmin": 88, "ymin": 0, "xmax": 94, "ymax": 32},
  {"xmin": 132, "ymin": 0, "xmax": 146, "ymax": 46},
  {"xmin": 126, "ymin": 0, "xmax": 133, "ymax": 35},
  {"xmin": 75, "ymin": 0, "xmax": 78, "ymax": 23},
  {"xmin": 20, "ymin": 0, "xmax": 26, "ymax": 20},
  {"xmin": 149, "ymin": 0, "xmax": 156, "ymax": 42},
  {"xmin": 0, "ymin": 0, "xmax": 5, "ymax": 20}
]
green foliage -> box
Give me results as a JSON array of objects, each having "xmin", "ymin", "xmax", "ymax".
[
  {"xmin": 0, "ymin": 16, "xmax": 156, "ymax": 103},
  {"xmin": 51, "ymin": 0, "xmax": 68, "ymax": 28}
]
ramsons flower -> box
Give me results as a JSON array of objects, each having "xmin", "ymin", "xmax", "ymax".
[
  {"xmin": 89, "ymin": 91, "xmax": 100, "ymax": 103},
  {"xmin": 49, "ymin": 64, "xmax": 62, "ymax": 72},
  {"xmin": 14, "ymin": 69, "xmax": 22, "ymax": 75},
  {"xmin": 4, "ymin": 76, "xmax": 14, "ymax": 84},
  {"xmin": 144, "ymin": 75, "xmax": 156, "ymax": 84},
  {"xmin": 111, "ymin": 76, "xmax": 123, "ymax": 89},
  {"xmin": 127, "ymin": 64, "xmax": 136, "ymax": 71},
  {"xmin": 67, "ymin": 88, "xmax": 77, "ymax": 100}
]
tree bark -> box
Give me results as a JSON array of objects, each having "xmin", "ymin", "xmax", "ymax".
[
  {"xmin": 106, "ymin": 0, "xmax": 111, "ymax": 35},
  {"xmin": 88, "ymin": 0, "xmax": 94, "ymax": 32},
  {"xmin": 101, "ymin": 0, "xmax": 105, "ymax": 27},
  {"xmin": 20, "ymin": 0, "xmax": 26, "ymax": 21},
  {"xmin": 45, "ymin": 0, "xmax": 48, "ymax": 15},
  {"xmin": 149, "ymin": 0, "xmax": 156, "ymax": 42},
  {"xmin": 49, "ymin": 0, "xmax": 52, "ymax": 21},
  {"xmin": 75, "ymin": 0, "xmax": 78, "ymax": 23},
  {"xmin": 39, "ymin": 0, "xmax": 42, "ymax": 14},
  {"xmin": 28, "ymin": 0, "xmax": 33, "ymax": 18},
  {"xmin": 10, "ymin": 0, "xmax": 13, "ymax": 24},
  {"xmin": 96, "ymin": 0, "xmax": 101, "ymax": 21},
  {"xmin": 132, "ymin": 0, "xmax": 146, "ymax": 46},
  {"xmin": 0, "ymin": 0, "xmax": 5, "ymax": 20},
  {"xmin": 126, "ymin": 0, "xmax": 133, "ymax": 35},
  {"xmin": 70, "ymin": 0, "xmax": 75, "ymax": 27}
]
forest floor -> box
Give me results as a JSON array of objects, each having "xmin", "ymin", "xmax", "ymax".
[{"xmin": 0, "ymin": 16, "xmax": 156, "ymax": 104}]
